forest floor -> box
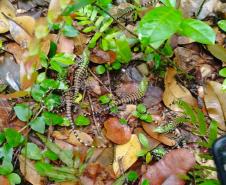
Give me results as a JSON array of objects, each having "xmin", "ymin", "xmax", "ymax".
[{"xmin": 0, "ymin": 0, "xmax": 226, "ymax": 185}]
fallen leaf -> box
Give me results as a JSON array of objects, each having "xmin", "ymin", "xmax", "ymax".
[
  {"xmin": 19, "ymin": 155, "xmax": 45, "ymax": 185},
  {"xmin": 0, "ymin": 13, "xmax": 10, "ymax": 33},
  {"xmin": 7, "ymin": 17, "xmax": 31, "ymax": 48},
  {"xmin": 207, "ymin": 44, "xmax": 226, "ymax": 63},
  {"xmin": 140, "ymin": 149, "xmax": 196, "ymax": 185},
  {"xmin": 90, "ymin": 47, "xmax": 116, "ymax": 64},
  {"xmin": 57, "ymin": 36, "xmax": 74, "ymax": 54},
  {"xmin": 142, "ymin": 122, "xmax": 176, "ymax": 146},
  {"xmin": 104, "ymin": 117, "xmax": 131, "ymax": 144},
  {"xmin": 86, "ymin": 76, "xmax": 102, "ymax": 95},
  {"xmin": 13, "ymin": 16, "xmax": 36, "ymax": 35},
  {"xmin": 0, "ymin": 91, "xmax": 29, "ymax": 99},
  {"xmin": 143, "ymin": 86, "xmax": 163, "ymax": 109},
  {"xmin": 0, "ymin": 99, "xmax": 11, "ymax": 131},
  {"xmin": 52, "ymin": 129, "xmax": 94, "ymax": 147},
  {"xmin": 0, "ymin": 176, "xmax": 10, "ymax": 185},
  {"xmin": 113, "ymin": 134, "xmax": 141, "ymax": 176},
  {"xmin": 73, "ymin": 33, "xmax": 89, "ymax": 55},
  {"xmin": 204, "ymin": 81, "xmax": 226, "ymax": 131},
  {"xmin": 163, "ymin": 68, "xmax": 197, "ymax": 111}
]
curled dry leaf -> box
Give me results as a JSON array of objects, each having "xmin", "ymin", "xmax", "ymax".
[
  {"xmin": 204, "ymin": 81, "xmax": 226, "ymax": 131},
  {"xmin": 86, "ymin": 76, "xmax": 102, "ymax": 95},
  {"xmin": 57, "ymin": 36, "xmax": 74, "ymax": 54},
  {"xmin": 140, "ymin": 149, "xmax": 196, "ymax": 185},
  {"xmin": 52, "ymin": 129, "xmax": 94, "ymax": 146},
  {"xmin": 163, "ymin": 68, "xmax": 197, "ymax": 111},
  {"xmin": 19, "ymin": 155, "xmax": 45, "ymax": 185},
  {"xmin": 142, "ymin": 122, "xmax": 176, "ymax": 146},
  {"xmin": 104, "ymin": 117, "xmax": 132, "ymax": 144},
  {"xmin": 90, "ymin": 48, "xmax": 116, "ymax": 64},
  {"xmin": 113, "ymin": 134, "xmax": 141, "ymax": 176}
]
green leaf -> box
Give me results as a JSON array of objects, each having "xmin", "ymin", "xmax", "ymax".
[
  {"xmin": 218, "ymin": 20, "xmax": 226, "ymax": 32},
  {"xmin": 116, "ymin": 38, "xmax": 132, "ymax": 63},
  {"xmin": 139, "ymin": 114, "xmax": 153, "ymax": 123},
  {"xmin": 141, "ymin": 179, "xmax": 149, "ymax": 185},
  {"xmin": 63, "ymin": 0, "xmax": 94, "ymax": 16},
  {"xmin": 119, "ymin": 118, "xmax": 127, "ymax": 125},
  {"xmin": 0, "ymin": 132, "xmax": 5, "ymax": 145},
  {"xmin": 199, "ymin": 179, "xmax": 220, "ymax": 185},
  {"xmin": 1, "ymin": 144, "xmax": 13, "ymax": 161},
  {"xmin": 207, "ymin": 44, "xmax": 226, "ymax": 63},
  {"xmin": 0, "ymin": 158, "xmax": 13, "ymax": 175},
  {"xmin": 42, "ymin": 112, "xmax": 64, "ymax": 126},
  {"xmin": 21, "ymin": 143, "xmax": 42, "ymax": 160},
  {"xmin": 137, "ymin": 6, "xmax": 182, "ymax": 46},
  {"xmin": 62, "ymin": 25, "xmax": 79, "ymax": 37},
  {"xmin": 43, "ymin": 150, "xmax": 58, "ymax": 161},
  {"xmin": 219, "ymin": 68, "xmax": 226, "ymax": 77},
  {"xmin": 179, "ymin": 19, "xmax": 216, "ymax": 44},
  {"xmin": 96, "ymin": 65, "xmax": 106, "ymax": 74},
  {"xmin": 195, "ymin": 108, "xmax": 207, "ymax": 136},
  {"xmin": 138, "ymin": 133, "xmax": 149, "ymax": 148},
  {"xmin": 208, "ymin": 120, "xmax": 218, "ymax": 148},
  {"xmin": 137, "ymin": 104, "xmax": 147, "ymax": 114},
  {"xmin": 48, "ymin": 41, "xmax": 57, "ymax": 58},
  {"xmin": 127, "ymin": 171, "xmax": 138, "ymax": 182},
  {"xmin": 44, "ymin": 93, "xmax": 61, "ymax": 111},
  {"xmin": 31, "ymin": 84, "xmax": 47, "ymax": 102},
  {"xmin": 145, "ymin": 152, "xmax": 152, "ymax": 164},
  {"xmin": 99, "ymin": 18, "xmax": 113, "ymax": 32},
  {"xmin": 4, "ymin": 128, "xmax": 24, "ymax": 148},
  {"xmin": 29, "ymin": 117, "xmax": 46, "ymax": 134},
  {"xmin": 14, "ymin": 104, "xmax": 32, "ymax": 122},
  {"xmin": 37, "ymin": 134, "xmax": 74, "ymax": 167},
  {"xmin": 161, "ymin": 40, "xmax": 173, "ymax": 56},
  {"xmin": 75, "ymin": 115, "xmax": 90, "ymax": 126},
  {"xmin": 40, "ymin": 79, "xmax": 60, "ymax": 89},
  {"xmin": 99, "ymin": 94, "xmax": 111, "ymax": 104},
  {"xmin": 7, "ymin": 173, "xmax": 21, "ymax": 185},
  {"xmin": 112, "ymin": 61, "xmax": 121, "ymax": 70},
  {"xmin": 37, "ymin": 72, "xmax": 46, "ymax": 83},
  {"xmin": 160, "ymin": 0, "xmax": 176, "ymax": 7},
  {"xmin": 50, "ymin": 53, "xmax": 75, "ymax": 66},
  {"xmin": 35, "ymin": 25, "xmax": 49, "ymax": 39}
]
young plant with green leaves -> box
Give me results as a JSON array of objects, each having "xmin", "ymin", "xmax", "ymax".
[{"xmin": 133, "ymin": 104, "xmax": 153, "ymax": 123}]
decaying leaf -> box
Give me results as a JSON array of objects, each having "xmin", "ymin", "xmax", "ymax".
[
  {"xmin": 140, "ymin": 149, "xmax": 196, "ymax": 185},
  {"xmin": 142, "ymin": 122, "xmax": 176, "ymax": 146},
  {"xmin": 204, "ymin": 81, "xmax": 226, "ymax": 131},
  {"xmin": 57, "ymin": 36, "xmax": 74, "ymax": 54},
  {"xmin": 5, "ymin": 43, "xmax": 27, "ymax": 64},
  {"xmin": 52, "ymin": 129, "xmax": 94, "ymax": 147},
  {"xmin": 113, "ymin": 134, "xmax": 141, "ymax": 176},
  {"xmin": 207, "ymin": 44, "xmax": 226, "ymax": 63},
  {"xmin": 0, "ymin": 176, "xmax": 10, "ymax": 185},
  {"xmin": 163, "ymin": 68, "xmax": 197, "ymax": 111},
  {"xmin": 13, "ymin": 16, "xmax": 36, "ymax": 35},
  {"xmin": 104, "ymin": 117, "xmax": 132, "ymax": 144},
  {"xmin": 90, "ymin": 48, "xmax": 116, "ymax": 64},
  {"xmin": 19, "ymin": 155, "xmax": 45, "ymax": 185},
  {"xmin": 0, "ymin": 99, "xmax": 11, "ymax": 131}
]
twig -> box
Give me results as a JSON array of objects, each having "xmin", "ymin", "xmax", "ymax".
[
  {"xmin": 196, "ymin": 0, "xmax": 207, "ymax": 18},
  {"xmin": 106, "ymin": 70, "xmax": 112, "ymax": 94}
]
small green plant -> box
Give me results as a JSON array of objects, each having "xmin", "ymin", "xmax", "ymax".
[
  {"xmin": 99, "ymin": 94, "xmax": 111, "ymax": 104},
  {"xmin": 219, "ymin": 68, "xmax": 226, "ymax": 91},
  {"xmin": 218, "ymin": 20, "xmax": 226, "ymax": 32},
  {"xmin": 75, "ymin": 115, "xmax": 91, "ymax": 126},
  {"xmin": 133, "ymin": 104, "xmax": 153, "ymax": 123}
]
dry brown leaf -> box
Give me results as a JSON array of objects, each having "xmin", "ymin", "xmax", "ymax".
[
  {"xmin": 5, "ymin": 43, "xmax": 27, "ymax": 64},
  {"xmin": 163, "ymin": 68, "xmax": 197, "ymax": 111},
  {"xmin": 0, "ymin": 176, "xmax": 10, "ymax": 185},
  {"xmin": 19, "ymin": 155, "xmax": 45, "ymax": 185},
  {"xmin": 52, "ymin": 129, "xmax": 94, "ymax": 147},
  {"xmin": 104, "ymin": 117, "xmax": 131, "ymax": 144},
  {"xmin": 142, "ymin": 122, "xmax": 176, "ymax": 146},
  {"xmin": 113, "ymin": 134, "xmax": 141, "ymax": 176},
  {"xmin": 90, "ymin": 48, "xmax": 116, "ymax": 64},
  {"xmin": 204, "ymin": 81, "xmax": 226, "ymax": 131},
  {"xmin": 73, "ymin": 33, "xmax": 89, "ymax": 55},
  {"xmin": 0, "ymin": 99, "xmax": 11, "ymax": 131},
  {"xmin": 7, "ymin": 17, "xmax": 31, "ymax": 48},
  {"xmin": 140, "ymin": 149, "xmax": 196, "ymax": 185},
  {"xmin": 86, "ymin": 76, "xmax": 102, "ymax": 95},
  {"xmin": 0, "ymin": 13, "xmax": 10, "ymax": 33},
  {"xmin": 57, "ymin": 36, "xmax": 74, "ymax": 54},
  {"xmin": 13, "ymin": 16, "xmax": 35, "ymax": 35}
]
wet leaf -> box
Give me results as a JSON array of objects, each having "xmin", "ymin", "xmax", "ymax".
[
  {"xmin": 207, "ymin": 44, "xmax": 226, "ymax": 63},
  {"xmin": 140, "ymin": 149, "xmax": 196, "ymax": 185},
  {"xmin": 19, "ymin": 155, "xmax": 44, "ymax": 185},
  {"xmin": 163, "ymin": 68, "xmax": 197, "ymax": 111},
  {"xmin": 142, "ymin": 122, "xmax": 176, "ymax": 146},
  {"xmin": 104, "ymin": 117, "xmax": 131, "ymax": 144},
  {"xmin": 113, "ymin": 134, "xmax": 141, "ymax": 176},
  {"xmin": 204, "ymin": 81, "xmax": 226, "ymax": 131}
]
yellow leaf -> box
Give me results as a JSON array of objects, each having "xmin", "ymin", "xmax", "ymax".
[{"xmin": 113, "ymin": 134, "xmax": 141, "ymax": 176}]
